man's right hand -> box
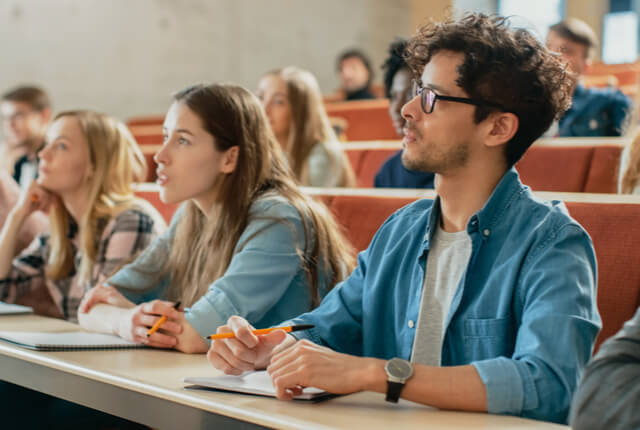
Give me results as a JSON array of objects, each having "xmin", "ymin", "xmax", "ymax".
[{"xmin": 207, "ymin": 316, "xmax": 295, "ymax": 375}]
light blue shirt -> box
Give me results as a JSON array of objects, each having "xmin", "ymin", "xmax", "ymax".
[
  {"xmin": 108, "ymin": 193, "xmax": 329, "ymax": 338},
  {"xmin": 286, "ymin": 168, "xmax": 601, "ymax": 424}
]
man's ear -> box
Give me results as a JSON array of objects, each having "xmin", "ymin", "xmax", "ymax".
[
  {"xmin": 221, "ymin": 146, "xmax": 239, "ymax": 174},
  {"xmin": 485, "ymin": 112, "xmax": 519, "ymax": 148}
]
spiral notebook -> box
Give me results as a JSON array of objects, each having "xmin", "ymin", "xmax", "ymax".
[
  {"xmin": 183, "ymin": 370, "xmax": 332, "ymax": 401},
  {"xmin": 0, "ymin": 331, "xmax": 145, "ymax": 351}
]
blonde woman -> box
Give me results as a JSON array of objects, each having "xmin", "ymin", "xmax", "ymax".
[
  {"xmin": 618, "ymin": 131, "xmax": 640, "ymax": 194},
  {"xmin": 0, "ymin": 111, "xmax": 165, "ymax": 321},
  {"xmin": 256, "ymin": 67, "xmax": 355, "ymax": 187},
  {"xmin": 78, "ymin": 83, "xmax": 355, "ymax": 354}
]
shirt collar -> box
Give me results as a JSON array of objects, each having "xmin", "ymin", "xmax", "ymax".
[{"xmin": 424, "ymin": 167, "xmax": 524, "ymax": 245}]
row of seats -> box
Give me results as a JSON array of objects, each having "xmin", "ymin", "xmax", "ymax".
[
  {"xmin": 127, "ymin": 98, "xmax": 397, "ymax": 142},
  {"xmin": 345, "ymin": 138, "xmax": 627, "ymax": 192},
  {"xmin": 134, "ymin": 183, "xmax": 640, "ymax": 354},
  {"xmin": 136, "ymin": 138, "xmax": 627, "ymax": 193}
]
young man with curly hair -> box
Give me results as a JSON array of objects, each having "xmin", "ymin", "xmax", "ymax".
[{"xmin": 207, "ymin": 14, "xmax": 601, "ymax": 424}]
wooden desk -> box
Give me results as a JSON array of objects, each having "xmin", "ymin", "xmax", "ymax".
[{"xmin": 0, "ymin": 315, "xmax": 568, "ymax": 429}]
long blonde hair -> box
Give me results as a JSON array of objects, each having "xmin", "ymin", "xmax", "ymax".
[
  {"xmin": 46, "ymin": 111, "xmax": 149, "ymax": 283},
  {"xmin": 265, "ymin": 67, "xmax": 355, "ymax": 187},
  {"xmin": 620, "ymin": 127, "xmax": 640, "ymax": 193},
  {"xmin": 165, "ymin": 84, "xmax": 355, "ymax": 307}
]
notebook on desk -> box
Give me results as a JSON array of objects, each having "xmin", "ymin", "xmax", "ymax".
[
  {"xmin": 0, "ymin": 302, "xmax": 33, "ymax": 315},
  {"xmin": 184, "ymin": 370, "xmax": 333, "ymax": 401},
  {"xmin": 0, "ymin": 331, "xmax": 145, "ymax": 351}
]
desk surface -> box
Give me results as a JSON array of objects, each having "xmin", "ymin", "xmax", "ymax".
[{"xmin": 0, "ymin": 315, "xmax": 568, "ymax": 430}]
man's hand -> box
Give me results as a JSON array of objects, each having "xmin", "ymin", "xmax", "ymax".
[
  {"xmin": 267, "ymin": 339, "xmax": 385, "ymax": 400},
  {"xmin": 207, "ymin": 316, "xmax": 295, "ymax": 374}
]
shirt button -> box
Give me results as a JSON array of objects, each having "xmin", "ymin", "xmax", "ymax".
[
  {"xmin": 408, "ymin": 320, "xmax": 415, "ymax": 328},
  {"xmin": 483, "ymin": 229, "xmax": 490, "ymax": 237}
]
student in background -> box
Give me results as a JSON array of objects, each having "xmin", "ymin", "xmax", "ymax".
[
  {"xmin": 0, "ymin": 85, "xmax": 51, "ymax": 187},
  {"xmin": 570, "ymin": 306, "xmax": 640, "ymax": 429},
  {"xmin": 78, "ymin": 83, "xmax": 354, "ymax": 354},
  {"xmin": 208, "ymin": 14, "xmax": 600, "ymax": 424},
  {"xmin": 336, "ymin": 49, "xmax": 376, "ymax": 101},
  {"xmin": 545, "ymin": 18, "xmax": 631, "ymax": 137},
  {"xmin": 256, "ymin": 67, "xmax": 355, "ymax": 187},
  {"xmin": 374, "ymin": 38, "xmax": 435, "ymax": 189},
  {"xmin": 0, "ymin": 110, "xmax": 164, "ymax": 321},
  {"xmin": 0, "ymin": 86, "xmax": 51, "ymax": 255}
]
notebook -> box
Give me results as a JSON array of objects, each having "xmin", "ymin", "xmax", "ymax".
[
  {"xmin": 0, "ymin": 302, "xmax": 33, "ymax": 315},
  {"xmin": 0, "ymin": 331, "xmax": 145, "ymax": 351},
  {"xmin": 183, "ymin": 370, "xmax": 332, "ymax": 401}
]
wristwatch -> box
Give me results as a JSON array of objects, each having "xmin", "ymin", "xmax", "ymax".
[{"xmin": 384, "ymin": 357, "xmax": 413, "ymax": 403}]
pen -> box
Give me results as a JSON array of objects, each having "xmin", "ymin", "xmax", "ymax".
[
  {"xmin": 207, "ymin": 324, "xmax": 315, "ymax": 340},
  {"xmin": 146, "ymin": 301, "xmax": 181, "ymax": 337}
]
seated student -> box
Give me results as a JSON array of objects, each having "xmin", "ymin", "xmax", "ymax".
[
  {"xmin": 570, "ymin": 306, "xmax": 640, "ymax": 429},
  {"xmin": 207, "ymin": 14, "xmax": 600, "ymax": 424},
  {"xmin": 374, "ymin": 38, "xmax": 435, "ymax": 189},
  {"xmin": 336, "ymin": 49, "xmax": 376, "ymax": 101},
  {"xmin": 0, "ymin": 85, "xmax": 51, "ymax": 187},
  {"xmin": 0, "ymin": 86, "xmax": 51, "ymax": 254},
  {"xmin": 77, "ymin": 83, "xmax": 355, "ymax": 354},
  {"xmin": 256, "ymin": 67, "xmax": 355, "ymax": 187},
  {"xmin": 0, "ymin": 110, "xmax": 164, "ymax": 321},
  {"xmin": 545, "ymin": 19, "xmax": 631, "ymax": 137}
]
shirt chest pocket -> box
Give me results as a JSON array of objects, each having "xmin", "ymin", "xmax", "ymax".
[{"xmin": 463, "ymin": 317, "xmax": 515, "ymax": 360}]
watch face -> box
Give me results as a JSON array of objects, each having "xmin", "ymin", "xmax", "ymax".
[{"xmin": 385, "ymin": 358, "xmax": 413, "ymax": 379}]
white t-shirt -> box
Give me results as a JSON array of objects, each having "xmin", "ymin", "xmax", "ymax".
[{"xmin": 411, "ymin": 223, "xmax": 472, "ymax": 366}]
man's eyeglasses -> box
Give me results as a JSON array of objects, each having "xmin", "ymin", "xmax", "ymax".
[{"xmin": 411, "ymin": 80, "xmax": 505, "ymax": 114}]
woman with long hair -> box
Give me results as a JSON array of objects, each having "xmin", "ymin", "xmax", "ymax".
[
  {"xmin": 256, "ymin": 67, "xmax": 355, "ymax": 187},
  {"xmin": 0, "ymin": 110, "xmax": 165, "ymax": 321},
  {"xmin": 78, "ymin": 83, "xmax": 355, "ymax": 353},
  {"xmin": 619, "ymin": 130, "xmax": 640, "ymax": 194}
]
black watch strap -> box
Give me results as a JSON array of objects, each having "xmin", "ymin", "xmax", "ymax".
[{"xmin": 385, "ymin": 380, "xmax": 404, "ymax": 403}]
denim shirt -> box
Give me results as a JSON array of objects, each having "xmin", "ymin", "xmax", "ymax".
[
  {"xmin": 286, "ymin": 168, "xmax": 601, "ymax": 424},
  {"xmin": 107, "ymin": 193, "xmax": 328, "ymax": 338},
  {"xmin": 558, "ymin": 84, "xmax": 631, "ymax": 137}
]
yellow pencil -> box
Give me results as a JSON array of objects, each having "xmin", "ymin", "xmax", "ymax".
[
  {"xmin": 146, "ymin": 301, "xmax": 181, "ymax": 337},
  {"xmin": 207, "ymin": 324, "xmax": 314, "ymax": 340}
]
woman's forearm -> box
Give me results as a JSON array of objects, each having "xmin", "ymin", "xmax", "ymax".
[{"xmin": 0, "ymin": 209, "xmax": 27, "ymax": 278}]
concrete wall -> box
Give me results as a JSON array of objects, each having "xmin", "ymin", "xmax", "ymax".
[{"xmin": 0, "ymin": 0, "xmax": 410, "ymax": 121}]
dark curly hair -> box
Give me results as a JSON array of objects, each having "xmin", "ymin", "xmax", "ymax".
[
  {"xmin": 336, "ymin": 49, "xmax": 374, "ymax": 85},
  {"xmin": 405, "ymin": 13, "xmax": 575, "ymax": 166},
  {"xmin": 382, "ymin": 38, "xmax": 409, "ymax": 98}
]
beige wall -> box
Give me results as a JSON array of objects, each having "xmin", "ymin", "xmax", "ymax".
[
  {"xmin": 566, "ymin": 0, "xmax": 609, "ymax": 60},
  {"xmin": 0, "ymin": 0, "xmax": 411, "ymax": 122}
]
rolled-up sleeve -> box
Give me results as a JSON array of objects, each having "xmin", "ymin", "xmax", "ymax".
[
  {"xmin": 570, "ymin": 307, "xmax": 640, "ymax": 430},
  {"xmin": 473, "ymin": 224, "xmax": 600, "ymax": 423}
]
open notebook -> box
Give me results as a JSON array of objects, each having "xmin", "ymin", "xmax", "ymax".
[
  {"xmin": 0, "ymin": 302, "xmax": 33, "ymax": 315},
  {"xmin": 184, "ymin": 370, "xmax": 332, "ymax": 401},
  {"xmin": 0, "ymin": 331, "xmax": 145, "ymax": 351}
]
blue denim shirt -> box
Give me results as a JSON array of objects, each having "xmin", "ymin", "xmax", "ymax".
[
  {"xmin": 287, "ymin": 168, "xmax": 600, "ymax": 424},
  {"xmin": 558, "ymin": 84, "xmax": 631, "ymax": 137},
  {"xmin": 107, "ymin": 193, "xmax": 329, "ymax": 338}
]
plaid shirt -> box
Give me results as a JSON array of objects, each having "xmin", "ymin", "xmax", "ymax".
[{"xmin": 0, "ymin": 208, "xmax": 163, "ymax": 322}]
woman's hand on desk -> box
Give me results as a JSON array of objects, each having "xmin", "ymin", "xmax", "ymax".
[
  {"xmin": 207, "ymin": 315, "xmax": 296, "ymax": 374},
  {"xmin": 78, "ymin": 284, "xmax": 135, "ymax": 314},
  {"xmin": 119, "ymin": 300, "xmax": 183, "ymax": 348}
]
